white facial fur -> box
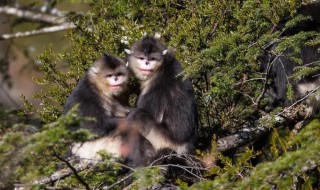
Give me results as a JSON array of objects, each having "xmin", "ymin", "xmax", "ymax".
[
  {"xmin": 106, "ymin": 75, "xmax": 125, "ymax": 87},
  {"xmin": 129, "ymin": 55, "xmax": 161, "ymax": 81},
  {"xmin": 296, "ymin": 76, "xmax": 320, "ymax": 115},
  {"xmin": 125, "ymin": 49, "xmax": 167, "ymax": 81},
  {"xmin": 88, "ymin": 60, "xmax": 129, "ymax": 97}
]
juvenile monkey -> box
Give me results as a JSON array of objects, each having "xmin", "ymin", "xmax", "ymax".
[
  {"xmin": 64, "ymin": 53, "xmax": 155, "ymax": 166},
  {"xmin": 125, "ymin": 36, "xmax": 198, "ymax": 155}
]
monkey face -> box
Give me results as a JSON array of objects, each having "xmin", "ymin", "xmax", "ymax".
[
  {"xmin": 128, "ymin": 52, "xmax": 164, "ymax": 81},
  {"xmin": 125, "ymin": 36, "xmax": 168, "ymax": 81},
  {"xmin": 104, "ymin": 69, "xmax": 129, "ymax": 96},
  {"xmin": 88, "ymin": 54, "xmax": 129, "ymax": 97}
]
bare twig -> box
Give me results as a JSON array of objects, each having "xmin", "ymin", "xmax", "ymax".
[
  {"xmin": 0, "ymin": 6, "xmax": 76, "ymax": 40},
  {"xmin": 52, "ymin": 152, "xmax": 91, "ymax": 190},
  {"xmin": 234, "ymin": 78, "xmax": 266, "ymax": 86},
  {"xmin": 255, "ymin": 52, "xmax": 283, "ymax": 108},
  {"xmin": 277, "ymin": 85, "xmax": 320, "ymax": 116},
  {"xmin": 158, "ymin": 163, "xmax": 205, "ymax": 180},
  {"xmin": 102, "ymin": 173, "xmax": 134, "ymax": 190},
  {"xmin": 0, "ymin": 6, "xmax": 67, "ymax": 24},
  {"xmin": 149, "ymin": 153, "xmax": 205, "ymax": 180}
]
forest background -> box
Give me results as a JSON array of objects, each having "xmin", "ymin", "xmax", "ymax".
[{"xmin": 0, "ymin": 0, "xmax": 319, "ymax": 189}]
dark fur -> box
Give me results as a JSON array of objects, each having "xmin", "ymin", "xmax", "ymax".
[
  {"xmin": 64, "ymin": 53, "xmax": 155, "ymax": 167},
  {"xmin": 127, "ymin": 36, "xmax": 199, "ymax": 154},
  {"xmin": 118, "ymin": 125, "xmax": 156, "ymax": 166},
  {"xmin": 262, "ymin": 3, "xmax": 320, "ymax": 112},
  {"xmin": 262, "ymin": 46, "xmax": 320, "ymax": 106},
  {"xmin": 64, "ymin": 55, "xmax": 129, "ymax": 136}
]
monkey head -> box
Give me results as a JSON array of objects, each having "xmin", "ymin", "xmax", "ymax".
[
  {"xmin": 125, "ymin": 36, "xmax": 168, "ymax": 81},
  {"xmin": 88, "ymin": 53, "xmax": 129, "ymax": 97}
]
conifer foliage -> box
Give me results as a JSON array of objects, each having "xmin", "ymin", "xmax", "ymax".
[{"xmin": 1, "ymin": 0, "xmax": 319, "ymax": 189}]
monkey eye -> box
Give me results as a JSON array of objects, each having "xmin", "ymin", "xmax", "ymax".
[
  {"xmin": 150, "ymin": 57, "xmax": 156, "ymax": 61},
  {"xmin": 138, "ymin": 57, "xmax": 144, "ymax": 60},
  {"xmin": 106, "ymin": 74, "xmax": 113, "ymax": 78},
  {"xmin": 116, "ymin": 72, "xmax": 123, "ymax": 76}
]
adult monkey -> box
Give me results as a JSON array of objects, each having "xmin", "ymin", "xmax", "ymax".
[{"xmin": 125, "ymin": 36, "xmax": 198, "ymax": 155}]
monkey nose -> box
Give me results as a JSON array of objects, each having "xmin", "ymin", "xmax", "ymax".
[
  {"xmin": 146, "ymin": 61, "xmax": 150, "ymax": 65},
  {"xmin": 115, "ymin": 77, "xmax": 118, "ymax": 81}
]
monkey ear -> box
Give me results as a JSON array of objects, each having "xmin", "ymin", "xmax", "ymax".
[
  {"xmin": 104, "ymin": 52, "xmax": 109, "ymax": 57},
  {"xmin": 126, "ymin": 62, "xmax": 129, "ymax": 67},
  {"xmin": 125, "ymin": 49, "xmax": 133, "ymax": 55},
  {"xmin": 90, "ymin": 66, "xmax": 98, "ymax": 74},
  {"xmin": 162, "ymin": 49, "xmax": 168, "ymax": 55}
]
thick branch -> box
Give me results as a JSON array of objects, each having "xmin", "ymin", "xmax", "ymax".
[
  {"xmin": 217, "ymin": 126, "xmax": 269, "ymax": 151},
  {"xmin": 217, "ymin": 104, "xmax": 307, "ymax": 151},
  {"xmin": 0, "ymin": 6, "xmax": 67, "ymax": 25},
  {"xmin": 0, "ymin": 23, "xmax": 76, "ymax": 40}
]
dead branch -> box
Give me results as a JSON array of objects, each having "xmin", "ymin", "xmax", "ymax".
[
  {"xmin": 0, "ymin": 6, "xmax": 75, "ymax": 40},
  {"xmin": 217, "ymin": 125, "xmax": 269, "ymax": 152},
  {"xmin": 0, "ymin": 23, "xmax": 75, "ymax": 40},
  {"xmin": 102, "ymin": 173, "xmax": 133, "ymax": 190},
  {"xmin": 0, "ymin": 6, "xmax": 67, "ymax": 25},
  {"xmin": 254, "ymin": 52, "xmax": 283, "ymax": 108},
  {"xmin": 217, "ymin": 103, "xmax": 308, "ymax": 152}
]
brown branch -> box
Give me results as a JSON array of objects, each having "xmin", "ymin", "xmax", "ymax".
[{"xmin": 0, "ymin": 6, "xmax": 67, "ymax": 25}]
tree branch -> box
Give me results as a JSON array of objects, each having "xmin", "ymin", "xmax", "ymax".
[
  {"xmin": 33, "ymin": 161, "xmax": 90, "ymax": 185},
  {"xmin": 102, "ymin": 173, "xmax": 134, "ymax": 190},
  {"xmin": 217, "ymin": 103, "xmax": 308, "ymax": 151},
  {"xmin": 52, "ymin": 152, "xmax": 91, "ymax": 190},
  {"xmin": 0, "ymin": 23, "xmax": 76, "ymax": 40},
  {"xmin": 0, "ymin": 6, "xmax": 67, "ymax": 25},
  {"xmin": 0, "ymin": 6, "xmax": 76, "ymax": 40}
]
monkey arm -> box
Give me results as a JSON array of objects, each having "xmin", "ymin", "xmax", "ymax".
[
  {"xmin": 126, "ymin": 108, "xmax": 159, "ymax": 132},
  {"xmin": 136, "ymin": 85, "xmax": 198, "ymax": 144},
  {"xmin": 113, "ymin": 105, "xmax": 131, "ymax": 117},
  {"xmin": 127, "ymin": 108, "xmax": 184, "ymax": 143}
]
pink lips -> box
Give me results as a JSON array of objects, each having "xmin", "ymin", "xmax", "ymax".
[
  {"xmin": 140, "ymin": 69, "xmax": 153, "ymax": 75},
  {"xmin": 110, "ymin": 85, "xmax": 121, "ymax": 89}
]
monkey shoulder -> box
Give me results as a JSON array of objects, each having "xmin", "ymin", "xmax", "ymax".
[{"xmin": 64, "ymin": 76, "xmax": 122, "ymax": 129}]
